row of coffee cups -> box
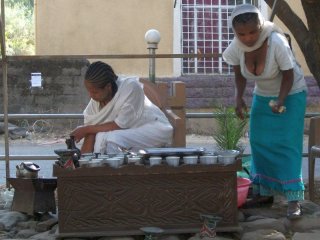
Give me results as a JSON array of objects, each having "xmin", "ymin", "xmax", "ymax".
[
  {"xmin": 148, "ymin": 154, "xmax": 218, "ymax": 167},
  {"xmin": 149, "ymin": 150, "xmax": 240, "ymax": 167}
]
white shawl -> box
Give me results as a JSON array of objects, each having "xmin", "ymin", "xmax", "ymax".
[
  {"xmin": 225, "ymin": 4, "xmax": 284, "ymax": 54},
  {"xmin": 83, "ymin": 76, "xmax": 145, "ymax": 129}
]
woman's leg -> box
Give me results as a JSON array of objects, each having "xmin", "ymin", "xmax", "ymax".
[{"xmin": 93, "ymin": 121, "xmax": 173, "ymax": 154}]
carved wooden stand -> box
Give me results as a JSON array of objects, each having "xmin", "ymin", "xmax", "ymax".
[
  {"xmin": 8, "ymin": 177, "xmax": 57, "ymax": 215},
  {"xmin": 55, "ymin": 160, "xmax": 242, "ymax": 238}
]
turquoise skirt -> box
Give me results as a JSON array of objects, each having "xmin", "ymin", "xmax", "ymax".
[{"xmin": 249, "ymin": 91, "xmax": 306, "ymax": 201}]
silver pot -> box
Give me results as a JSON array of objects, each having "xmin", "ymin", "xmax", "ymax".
[{"xmin": 16, "ymin": 162, "xmax": 40, "ymax": 178}]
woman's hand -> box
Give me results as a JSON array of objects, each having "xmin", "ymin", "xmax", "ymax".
[
  {"xmin": 70, "ymin": 125, "xmax": 89, "ymax": 143},
  {"xmin": 269, "ymin": 100, "xmax": 286, "ymax": 114},
  {"xmin": 235, "ymin": 97, "xmax": 248, "ymax": 120}
]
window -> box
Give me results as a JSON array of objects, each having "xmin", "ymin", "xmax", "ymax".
[{"xmin": 181, "ymin": 0, "xmax": 259, "ymax": 75}]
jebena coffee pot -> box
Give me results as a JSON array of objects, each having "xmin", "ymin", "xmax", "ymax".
[
  {"xmin": 16, "ymin": 162, "xmax": 40, "ymax": 178},
  {"xmin": 54, "ymin": 136, "xmax": 81, "ymax": 168}
]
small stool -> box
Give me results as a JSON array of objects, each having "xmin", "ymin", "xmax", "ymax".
[
  {"xmin": 309, "ymin": 145, "xmax": 320, "ymax": 202},
  {"xmin": 8, "ymin": 177, "xmax": 57, "ymax": 215}
]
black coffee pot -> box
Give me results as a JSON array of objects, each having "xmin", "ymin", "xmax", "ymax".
[{"xmin": 54, "ymin": 136, "xmax": 81, "ymax": 168}]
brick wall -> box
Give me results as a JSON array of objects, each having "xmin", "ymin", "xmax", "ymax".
[{"xmin": 158, "ymin": 75, "xmax": 320, "ymax": 109}]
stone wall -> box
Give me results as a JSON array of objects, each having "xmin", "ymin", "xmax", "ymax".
[
  {"xmin": 0, "ymin": 59, "xmax": 319, "ymax": 134},
  {"xmin": 159, "ymin": 75, "xmax": 320, "ymax": 109},
  {"xmin": 0, "ymin": 59, "xmax": 90, "ymax": 114},
  {"xmin": 0, "ymin": 58, "xmax": 90, "ymax": 132}
]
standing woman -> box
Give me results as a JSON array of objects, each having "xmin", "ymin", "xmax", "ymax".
[{"xmin": 223, "ymin": 4, "xmax": 307, "ymax": 218}]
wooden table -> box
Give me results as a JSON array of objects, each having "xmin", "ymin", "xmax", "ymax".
[
  {"xmin": 8, "ymin": 177, "xmax": 57, "ymax": 215},
  {"xmin": 55, "ymin": 160, "xmax": 242, "ymax": 238}
]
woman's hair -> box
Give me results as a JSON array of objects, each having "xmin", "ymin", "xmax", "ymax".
[
  {"xmin": 232, "ymin": 12, "xmax": 260, "ymax": 28},
  {"xmin": 85, "ymin": 61, "xmax": 118, "ymax": 95}
]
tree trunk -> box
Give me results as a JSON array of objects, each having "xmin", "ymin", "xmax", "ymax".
[{"xmin": 265, "ymin": 0, "xmax": 320, "ymax": 87}]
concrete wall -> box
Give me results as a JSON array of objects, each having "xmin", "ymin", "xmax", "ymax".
[
  {"xmin": 0, "ymin": 59, "xmax": 89, "ymax": 131},
  {"xmin": 0, "ymin": 59, "xmax": 89, "ymax": 114},
  {"xmin": 34, "ymin": 0, "xmax": 173, "ymax": 77}
]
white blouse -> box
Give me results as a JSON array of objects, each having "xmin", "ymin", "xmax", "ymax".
[{"xmin": 223, "ymin": 32, "xmax": 307, "ymax": 97}]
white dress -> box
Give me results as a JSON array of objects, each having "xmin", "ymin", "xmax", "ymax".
[{"xmin": 83, "ymin": 76, "xmax": 173, "ymax": 153}]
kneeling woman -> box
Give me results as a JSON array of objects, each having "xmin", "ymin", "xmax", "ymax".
[{"xmin": 71, "ymin": 61, "xmax": 173, "ymax": 154}]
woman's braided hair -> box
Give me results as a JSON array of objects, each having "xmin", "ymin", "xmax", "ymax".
[{"xmin": 85, "ymin": 61, "xmax": 118, "ymax": 96}]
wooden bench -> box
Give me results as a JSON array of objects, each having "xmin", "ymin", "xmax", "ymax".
[
  {"xmin": 308, "ymin": 116, "xmax": 320, "ymax": 201},
  {"xmin": 140, "ymin": 79, "xmax": 186, "ymax": 147}
]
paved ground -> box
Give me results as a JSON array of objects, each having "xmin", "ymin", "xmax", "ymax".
[{"xmin": 0, "ymin": 134, "xmax": 319, "ymax": 185}]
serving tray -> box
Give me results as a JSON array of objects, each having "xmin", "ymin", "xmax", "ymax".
[{"xmin": 139, "ymin": 147, "xmax": 206, "ymax": 159}]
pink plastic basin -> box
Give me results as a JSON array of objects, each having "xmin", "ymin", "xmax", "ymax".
[{"xmin": 237, "ymin": 177, "xmax": 251, "ymax": 207}]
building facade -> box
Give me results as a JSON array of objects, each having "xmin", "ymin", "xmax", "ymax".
[{"xmin": 35, "ymin": 0, "xmax": 310, "ymax": 77}]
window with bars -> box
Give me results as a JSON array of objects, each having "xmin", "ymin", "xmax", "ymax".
[{"xmin": 181, "ymin": 0, "xmax": 259, "ymax": 75}]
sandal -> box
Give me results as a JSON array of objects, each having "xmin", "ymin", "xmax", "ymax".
[
  {"xmin": 287, "ymin": 201, "xmax": 302, "ymax": 219},
  {"xmin": 241, "ymin": 195, "xmax": 274, "ymax": 209}
]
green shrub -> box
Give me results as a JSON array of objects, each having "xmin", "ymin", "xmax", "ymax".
[{"xmin": 5, "ymin": 0, "xmax": 34, "ymax": 55}]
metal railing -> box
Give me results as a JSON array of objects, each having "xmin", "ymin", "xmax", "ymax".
[
  {"xmin": 1, "ymin": 111, "xmax": 319, "ymax": 161},
  {"xmin": 2, "ymin": 111, "xmax": 320, "ymax": 121}
]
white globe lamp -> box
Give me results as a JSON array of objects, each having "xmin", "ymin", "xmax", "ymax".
[{"xmin": 145, "ymin": 29, "xmax": 161, "ymax": 49}]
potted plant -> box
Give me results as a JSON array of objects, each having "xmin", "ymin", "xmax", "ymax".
[
  {"xmin": 213, "ymin": 106, "xmax": 251, "ymax": 178},
  {"xmin": 212, "ymin": 106, "xmax": 248, "ymax": 153}
]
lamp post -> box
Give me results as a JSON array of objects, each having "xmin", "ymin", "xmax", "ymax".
[{"xmin": 145, "ymin": 29, "xmax": 161, "ymax": 83}]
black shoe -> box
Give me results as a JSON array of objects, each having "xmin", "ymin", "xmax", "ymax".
[{"xmin": 287, "ymin": 201, "xmax": 302, "ymax": 219}]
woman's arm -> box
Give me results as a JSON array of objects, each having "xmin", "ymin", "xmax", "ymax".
[
  {"xmin": 270, "ymin": 33, "xmax": 295, "ymax": 113},
  {"xmin": 278, "ymin": 69, "xmax": 294, "ymax": 105},
  {"xmin": 71, "ymin": 121, "xmax": 121, "ymax": 143},
  {"xmin": 80, "ymin": 134, "xmax": 95, "ymax": 153},
  {"xmin": 234, "ymin": 65, "xmax": 248, "ymax": 120}
]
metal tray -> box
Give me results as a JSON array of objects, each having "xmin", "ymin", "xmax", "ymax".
[{"xmin": 139, "ymin": 147, "xmax": 206, "ymax": 159}]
